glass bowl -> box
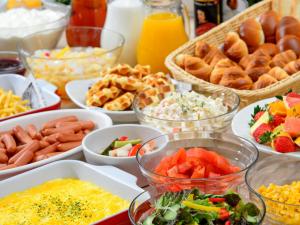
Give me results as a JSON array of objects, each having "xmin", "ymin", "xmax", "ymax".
[
  {"xmin": 129, "ymin": 189, "xmax": 266, "ymax": 225},
  {"xmin": 0, "ymin": 3, "xmax": 69, "ymax": 51},
  {"xmin": 246, "ymin": 155, "xmax": 300, "ymax": 225},
  {"xmin": 133, "ymin": 88, "xmax": 240, "ymax": 133},
  {"xmin": 0, "ymin": 51, "xmax": 25, "ymax": 75},
  {"xmin": 136, "ymin": 131, "xmax": 259, "ymax": 195},
  {"xmin": 18, "ymin": 26, "xmax": 124, "ymax": 99}
]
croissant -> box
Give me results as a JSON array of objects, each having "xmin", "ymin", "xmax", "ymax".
[
  {"xmin": 284, "ymin": 59, "xmax": 300, "ymax": 75},
  {"xmin": 219, "ymin": 67, "xmax": 253, "ymax": 90},
  {"xmin": 210, "ymin": 58, "xmax": 238, "ymax": 84},
  {"xmin": 239, "ymin": 50, "xmax": 271, "ymax": 69},
  {"xmin": 183, "ymin": 55, "xmax": 212, "ymax": 81},
  {"xmin": 246, "ymin": 66, "xmax": 271, "ymax": 82},
  {"xmin": 103, "ymin": 92, "xmax": 135, "ymax": 111},
  {"xmin": 195, "ymin": 41, "xmax": 211, "ymax": 58},
  {"xmin": 253, "ymin": 74, "xmax": 277, "ymax": 89},
  {"xmin": 223, "ymin": 32, "xmax": 249, "ymax": 62},
  {"xmin": 256, "ymin": 43, "xmax": 279, "ymax": 57},
  {"xmin": 268, "ymin": 67, "xmax": 289, "ymax": 81},
  {"xmin": 175, "ymin": 54, "xmax": 189, "ymax": 68},
  {"xmin": 270, "ymin": 50, "xmax": 297, "ymax": 68}
]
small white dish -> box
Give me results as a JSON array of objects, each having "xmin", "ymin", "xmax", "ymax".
[
  {"xmin": 82, "ymin": 124, "xmax": 167, "ymax": 186},
  {"xmin": 0, "ymin": 109, "xmax": 112, "ymax": 180},
  {"xmin": 0, "ymin": 74, "xmax": 61, "ymax": 121},
  {"xmin": 66, "ymin": 79, "xmax": 138, "ymax": 123},
  {"xmin": 231, "ymin": 97, "xmax": 300, "ymax": 158}
]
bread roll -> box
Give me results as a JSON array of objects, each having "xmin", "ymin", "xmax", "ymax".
[
  {"xmin": 259, "ymin": 10, "xmax": 280, "ymax": 43},
  {"xmin": 174, "ymin": 54, "xmax": 188, "ymax": 68},
  {"xmin": 276, "ymin": 16, "xmax": 300, "ymax": 42},
  {"xmin": 183, "ymin": 55, "xmax": 212, "ymax": 81},
  {"xmin": 224, "ymin": 32, "xmax": 249, "ymax": 62},
  {"xmin": 253, "ymin": 74, "xmax": 277, "ymax": 89},
  {"xmin": 210, "ymin": 58, "xmax": 238, "ymax": 84},
  {"xmin": 268, "ymin": 67, "xmax": 289, "ymax": 81},
  {"xmin": 239, "ymin": 50, "xmax": 271, "ymax": 69},
  {"xmin": 284, "ymin": 59, "xmax": 300, "ymax": 75},
  {"xmin": 270, "ymin": 50, "xmax": 297, "ymax": 68},
  {"xmin": 277, "ymin": 35, "xmax": 300, "ymax": 57},
  {"xmin": 195, "ymin": 41, "xmax": 211, "ymax": 58},
  {"xmin": 239, "ymin": 18, "xmax": 264, "ymax": 52},
  {"xmin": 256, "ymin": 43, "xmax": 279, "ymax": 57},
  {"xmin": 219, "ymin": 67, "xmax": 253, "ymax": 90}
]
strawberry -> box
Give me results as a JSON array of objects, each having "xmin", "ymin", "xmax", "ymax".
[
  {"xmin": 254, "ymin": 111, "xmax": 265, "ymax": 121},
  {"xmin": 253, "ymin": 123, "xmax": 272, "ymax": 144},
  {"xmin": 269, "ymin": 115, "xmax": 285, "ymax": 128},
  {"xmin": 273, "ymin": 136, "xmax": 296, "ymax": 153},
  {"xmin": 287, "ymin": 92, "xmax": 300, "ymax": 98}
]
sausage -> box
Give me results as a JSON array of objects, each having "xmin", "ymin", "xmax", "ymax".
[
  {"xmin": 83, "ymin": 129, "xmax": 91, "ymax": 135},
  {"xmin": 0, "ymin": 140, "xmax": 4, "ymax": 148},
  {"xmin": 56, "ymin": 121, "xmax": 95, "ymax": 130},
  {"xmin": 0, "ymin": 164, "xmax": 16, "ymax": 171},
  {"xmin": 57, "ymin": 141, "xmax": 81, "ymax": 152},
  {"xmin": 16, "ymin": 143, "xmax": 29, "ymax": 153},
  {"xmin": 27, "ymin": 124, "xmax": 42, "ymax": 140},
  {"xmin": 0, "ymin": 163, "xmax": 6, "ymax": 168},
  {"xmin": 39, "ymin": 140, "xmax": 50, "ymax": 149},
  {"xmin": 35, "ymin": 143, "xmax": 59, "ymax": 156},
  {"xmin": 46, "ymin": 152, "xmax": 62, "ymax": 157},
  {"xmin": 0, "ymin": 148, "xmax": 6, "ymax": 154},
  {"xmin": 42, "ymin": 126, "xmax": 78, "ymax": 136},
  {"xmin": 33, "ymin": 152, "xmax": 62, "ymax": 162},
  {"xmin": 43, "ymin": 133, "xmax": 59, "ymax": 144},
  {"xmin": 57, "ymin": 133, "xmax": 84, "ymax": 143},
  {"xmin": 43, "ymin": 116, "xmax": 78, "ymax": 129},
  {"xmin": 8, "ymin": 140, "xmax": 40, "ymax": 164},
  {"xmin": 0, "ymin": 130, "xmax": 13, "ymax": 136},
  {"xmin": 0, "ymin": 152, "xmax": 8, "ymax": 163},
  {"xmin": 1, "ymin": 133, "xmax": 16, "ymax": 154},
  {"xmin": 14, "ymin": 150, "xmax": 34, "ymax": 166},
  {"xmin": 13, "ymin": 125, "xmax": 33, "ymax": 144}
]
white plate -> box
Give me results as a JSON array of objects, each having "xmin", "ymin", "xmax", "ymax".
[
  {"xmin": 0, "ymin": 74, "xmax": 61, "ymax": 121},
  {"xmin": 66, "ymin": 79, "xmax": 137, "ymax": 123},
  {"xmin": 0, "ymin": 109, "xmax": 112, "ymax": 180},
  {"xmin": 231, "ymin": 97, "xmax": 300, "ymax": 158},
  {"xmin": 0, "ymin": 160, "xmax": 144, "ymax": 224}
]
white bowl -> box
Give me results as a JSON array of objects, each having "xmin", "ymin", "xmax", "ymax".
[
  {"xmin": 0, "ymin": 109, "xmax": 112, "ymax": 180},
  {"xmin": 0, "ymin": 160, "xmax": 143, "ymax": 224},
  {"xmin": 82, "ymin": 124, "xmax": 167, "ymax": 186},
  {"xmin": 0, "ymin": 74, "xmax": 61, "ymax": 121},
  {"xmin": 66, "ymin": 79, "xmax": 138, "ymax": 123}
]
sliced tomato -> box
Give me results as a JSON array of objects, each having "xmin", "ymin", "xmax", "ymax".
[
  {"xmin": 128, "ymin": 144, "xmax": 142, "ymax": 157},
  {"xmin": 177, "ymin": 161, "xmax": 192, "ymax": 174},
  {"xmin": 171, "ymin": 148, "xmax": 186, "ymax": 166},
  {"xmin": 119, "ymin": 136, "xmax": 128, "ymax": 141},
  {"xmin": 154, "ymin": 156, "xmax": 172, "ymax": 175},
  {"xmin": 187, "ymin": 148, "xmax": 217, "ymax": 165},
  {"xmin": 191, "ymin": 166, "xmax": 205, "ymax": 178}
]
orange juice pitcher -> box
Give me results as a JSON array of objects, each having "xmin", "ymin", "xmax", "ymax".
[{"xmin": 137, "ymin": 0, "xmax": 190, "ymax": 73}]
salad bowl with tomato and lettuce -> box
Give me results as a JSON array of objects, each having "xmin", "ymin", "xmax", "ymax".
[{"xmin": 129, "ymin": 188, "xmax": 266, "ymax": 225}]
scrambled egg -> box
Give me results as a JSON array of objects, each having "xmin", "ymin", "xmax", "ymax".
[{"xmin": 0, "ymin": 179, "xmax": 129, "ymax": 225}]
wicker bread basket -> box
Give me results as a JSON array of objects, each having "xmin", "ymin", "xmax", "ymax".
[{"xmin": 165, "ymin": 0, "xmax": 300, "ymax": 108}]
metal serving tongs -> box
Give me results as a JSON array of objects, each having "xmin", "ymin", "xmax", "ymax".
[{"xmin": 21, "ymin": 74, "xmax": 46, "ymax": 109}]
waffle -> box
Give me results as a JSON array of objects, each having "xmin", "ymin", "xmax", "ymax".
[
  {"xmin": 103, "ymin": 92, "xmax": 135, "ymax": 111},
  {"xmin": 86, "ymin": 86, "xmax": 122, "ymax": 107}
]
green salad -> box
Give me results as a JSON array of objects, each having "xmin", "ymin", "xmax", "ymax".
[{"xmin": 139, "ymin": 189, "xmax": 261, "ymax": 225}]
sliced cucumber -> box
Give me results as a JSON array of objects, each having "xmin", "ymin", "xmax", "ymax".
[{"xmin": 113, "ymin": 139, "xmax": 142, "ymax": 148}]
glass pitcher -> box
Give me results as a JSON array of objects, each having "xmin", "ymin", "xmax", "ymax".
[
  {"xmin": 66, "ymin": 0, "xmax": 107, "ymax": 46},
  {"xmin": 137, "ymin": 0, "xmax": 190, "ymax": 73}
]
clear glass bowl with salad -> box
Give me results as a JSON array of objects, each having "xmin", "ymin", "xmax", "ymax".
[
  {"xmin": 136, "ymin": 131, "xmax": 259, "ymax": 194},
  {"xmin": 18, "ymin": 26, "xmax": 124, "ymax": 99},
  {"xmin": 129, "ymin": 188, "xmax": 266, "ymax": 225},
  {"xmin": 133, "ymin": 88, "xmax": 240, "ymax": 133},
  {"xmin": 246, "ymin": 155, "xmax": 300, "ymax": 225}
]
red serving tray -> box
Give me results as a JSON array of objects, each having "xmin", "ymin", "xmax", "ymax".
[{"xmin": 94, "ymin": 210, "xmax": 131, "ymax": 225}]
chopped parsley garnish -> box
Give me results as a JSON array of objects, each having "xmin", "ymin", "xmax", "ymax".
[{"xmin": 259, "ymin": 131, "xmax": 272, "ymax": 144}]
